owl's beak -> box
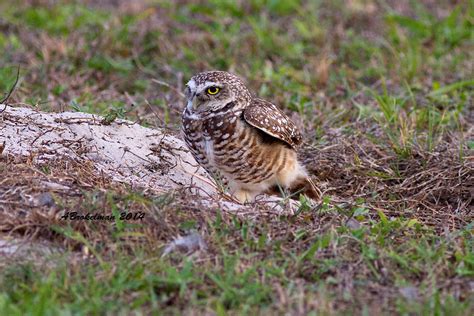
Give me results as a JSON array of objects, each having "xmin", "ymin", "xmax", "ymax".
[
  {"xmin": 188, "ymin": 95, "xmax": 200, "ymax": 111},
  {"xmin": 186, "ymin": 94, "xmax": 198, "ymax": 111},
  {"xmin": 192, "ymin": 96, "xmax": 199, "ymax": 110}
]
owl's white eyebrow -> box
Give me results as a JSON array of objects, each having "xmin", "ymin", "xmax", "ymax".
[
  {"xmin": 187, "ymin": 79, "xmax": 197, "ymax": 92},
  {"xmin": 200, "ymin": 81, "xmax": 222, "ymax": 90}
]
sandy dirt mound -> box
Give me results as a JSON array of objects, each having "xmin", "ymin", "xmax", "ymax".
[
  {"xmin": 0, "ymin": 105, "xmax": 298, "ymax": 215},
  {"xmin": 0, "ymin": 105, "xmax": 214, "ymax": 193}
]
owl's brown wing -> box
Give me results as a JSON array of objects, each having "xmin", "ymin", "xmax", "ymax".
[{"xmin": 243, "ymin": 98, "xmax": 302, "ymax": 148}]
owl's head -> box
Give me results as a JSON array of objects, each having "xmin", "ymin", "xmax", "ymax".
[{"xmin": 185, "ymin": 71, "xmax": 251, "ymax": 115}]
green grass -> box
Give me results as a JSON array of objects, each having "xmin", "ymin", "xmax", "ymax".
[
  {"xmin": 0, "ymin": 0, "xmax": 472, "ymax": 314},
  {"xmin": 0, "ymin": 204, "xmax": 471, "ymax": 314}
]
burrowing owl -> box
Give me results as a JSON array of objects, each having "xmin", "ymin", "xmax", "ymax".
[{"xmin": 182, "ymin": 71, "xmax": 318, "ymax": 203}]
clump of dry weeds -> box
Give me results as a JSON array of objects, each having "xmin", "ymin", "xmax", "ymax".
[{"xmin": 302, "ymin": 124, "xmax": 473, "ymax": 232}]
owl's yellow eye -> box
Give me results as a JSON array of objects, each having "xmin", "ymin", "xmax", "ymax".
[{"xmin": 207, "ymin": 87, "xmax": 220, "ymax": 95}]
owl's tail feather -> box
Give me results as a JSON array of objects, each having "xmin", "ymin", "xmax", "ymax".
[
  {"xmin": 302, "ymin": 177, "xmax": 321, "ymax": 200},
  {"xmin": 266, "ymin": 176, "xmax": 321, "ymax": 201}
]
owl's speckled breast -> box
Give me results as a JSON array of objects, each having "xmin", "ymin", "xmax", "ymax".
[
  {"xmin": 183, "ymin": 107, "xmax": 293, "ymax": 188},
  {"xmin": 182, "ymin": 108, "xmax": 242, "ymax": 181}
]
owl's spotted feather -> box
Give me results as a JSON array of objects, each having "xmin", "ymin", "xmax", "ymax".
[
  {"xmin": 244, "ymin": 98, "xmax": 302, "ymax": 148},
  {"xmin": 182, "ymin": 71, "xmax": 318, "ymax": 203}
]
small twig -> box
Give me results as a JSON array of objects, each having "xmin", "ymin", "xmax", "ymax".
[
  {"xmin": 0, "ymin": 65, "xmax": 21, "ymax": 112},
  {"xmin": 30, "ymin": 128, "xmax": 56, "ymax": 145},
  {"xmin": 145, "ymin": 99, "xmax": 166, "ymax": 127},
  {"xmin": 151, "ymin": 79, "xmax": 185, "ymax": 98}
]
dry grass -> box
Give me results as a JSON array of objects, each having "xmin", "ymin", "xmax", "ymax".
[{"xmin": 302, "ymin": 125, "xmax": 473, "ymax": 232}]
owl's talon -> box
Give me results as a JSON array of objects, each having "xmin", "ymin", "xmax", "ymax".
[{"xmin": 233, "ymin": 189, "xmax": 254, "ymax": 204}]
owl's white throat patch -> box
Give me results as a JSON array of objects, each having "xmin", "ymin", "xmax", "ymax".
[{"xmin": 185, "ymin": 108, "xmax": 200, "ymax": 120}]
